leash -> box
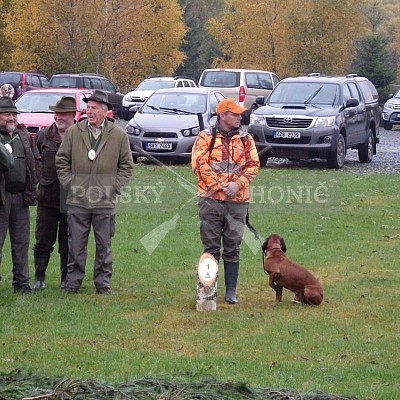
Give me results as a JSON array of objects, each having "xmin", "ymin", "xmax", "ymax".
[{"xmin": 245, "ymin": 209, "xmax": 266, "ymax": 269}]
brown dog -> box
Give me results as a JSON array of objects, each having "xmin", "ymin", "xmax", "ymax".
[{"xmin": 262, "ymin": 234, "xmax": 323, "ymax": 305}]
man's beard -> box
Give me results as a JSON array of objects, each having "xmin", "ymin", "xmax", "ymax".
[
  {"xmin": 5, "ymin": 122, "xmax": 16, "ymax": 133},
  {"xmin": 55, "ymin": 120, "xmax": 67, "ymax": 131}
]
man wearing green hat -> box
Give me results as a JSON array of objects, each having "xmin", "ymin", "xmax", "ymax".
[
  {"xmin": 33, "ymin": 96, "xmax": 76, "ymax": 290},
  {"xmin": 56, "ymin": 90, "xmax": 133, "ymax": 294},
  {"xmin": 0, "ymin": 96, "xmax": 41, "ymax": 294}
]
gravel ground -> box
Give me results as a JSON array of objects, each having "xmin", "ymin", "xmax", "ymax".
[
  {"xmin": 116, "ymin": 118, "xmax": 400, "ymax": 174},
  {"xmin": 264, "ymin": 128, "xmax": 400, "ymax": 174}
]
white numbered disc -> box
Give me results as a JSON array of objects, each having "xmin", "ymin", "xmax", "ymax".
[
  {"xmin": 88, "ymin": 149, "xmax": 96, "ymax": 160},
  {"xmin": 197, "ymin": 252, "xmax": 218, "ymax": 287},
  {"xmin": 5, "ymin": 143, "xmax": 12, "ymax": 153}
]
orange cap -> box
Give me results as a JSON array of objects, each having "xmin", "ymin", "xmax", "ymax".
[{"xmin": 216, "ymin": 98, "xmax": 247, "ymax": 114}]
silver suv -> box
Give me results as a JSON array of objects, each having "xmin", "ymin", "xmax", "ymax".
[
  {"xmin": 121, "ymin": 76, "xmax": 197, "ymax": 120},
  {"xmin": 198, "ymin": 68, "xmax": 280, "ymax": 124},
  {"xmin": 249, "ymin": 73, "xmax": 380, "ymax": 169}
]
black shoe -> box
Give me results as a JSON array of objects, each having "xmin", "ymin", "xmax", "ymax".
[
  {"xmin": 96, "ymin": 287, "xmax": 112, "ymax": 295},
  {"xmin": 14, "ymin": 285, "xmax": 33, "ymax": 294},
  {"xmin": 33, "ymin": 280, "xmax": 46, "ymax": 290}
]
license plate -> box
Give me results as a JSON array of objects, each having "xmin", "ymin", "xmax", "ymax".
[
  {"xmin": 145, "ymin": 142, "xmax": 172, "ymax": 151},
  {"xmin": 273, "ymin": 131, "xmax": 301, "ymax": 139}
]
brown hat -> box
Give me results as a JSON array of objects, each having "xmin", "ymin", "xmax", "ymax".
[
  {"xmin": 0, "ymin": 96, "xmax": 19, "ymax": 114},
  {"xmin": 49, "ymin": 96, "xmax": 76, "ymax": 113},
  {"xmin": 83, "ymin": 90, "xmax": 112, "ymax": 110},
  {"xmin": 216, "ymin": 98, "xmax": 247, "ymax": 115}
]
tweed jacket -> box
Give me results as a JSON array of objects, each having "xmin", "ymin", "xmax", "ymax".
[
  {"xmin": 191, "ymin": 126, "xmax": 259, "ymax": 203},
  {"xmin": 55, "ymin": 118, "xmax": 134, "ymax": 209},
  {"xmin": 0, "ymin": 123, "xmax": 41, "ymax": 206}
]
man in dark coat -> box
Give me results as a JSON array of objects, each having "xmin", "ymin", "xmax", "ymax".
[
  {"xmin": 0, "ymin": 97, "xmax": 41, "ymax": 294},
  {"xmin": 33, "ymin": 97, "xmax": 76, "ymax": 289}
]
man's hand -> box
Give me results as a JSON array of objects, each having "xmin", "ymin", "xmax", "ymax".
[{"xmin": 222, "ymin": 181, "xmax": 239, "ymax": 198}]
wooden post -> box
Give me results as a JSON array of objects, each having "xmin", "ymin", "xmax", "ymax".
[{"xmin": 196, "ymin": 253, "xmax": 218, "ymax": 312}]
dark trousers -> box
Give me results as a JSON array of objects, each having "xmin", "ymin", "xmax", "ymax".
[
  {"xmin": 66, "ymin": 205, "xmax": 115, "ymax": 290},
  {"xmin": 33, "ymin": 204, "xmax": 68, "ymax": 258},
  {"xmin": 0, "ymin": 192, "xmax": 30, "ymax": 287},
  {"xmin": 198, "ymin": 197, "xmax": 248, "ymax": 263}
]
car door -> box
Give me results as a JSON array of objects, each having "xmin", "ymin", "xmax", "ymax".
[
  {"xmin": 348, "ymin": 82, "xmax": 367, "ymax": 143},
  {"xmin": 342, "ymin": 83, "xmax": 359, "ymax": 146}
]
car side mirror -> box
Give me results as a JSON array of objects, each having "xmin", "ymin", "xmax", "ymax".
[
  {"xmin": 129, "ymin": 105, "xmax": 139, "ymax": 113},
  {"xmin": 256, "ymin": 96, "xmax": 265, "ymax": 105},
  {"xmin": 345, "ymin": 98, "xmax": 359, "ymax": 108}
]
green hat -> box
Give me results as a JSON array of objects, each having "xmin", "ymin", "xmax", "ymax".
[
  {"xmin": 49, "ymin": 96, "xmax": 76, "ymax": 113},
  {"xmin": 83, "ymin": 90, "xmax": 112, "ymax": 110},
  {"xmin": 0, "ymin": 96, "xmax": 19, "ymax": 114}
]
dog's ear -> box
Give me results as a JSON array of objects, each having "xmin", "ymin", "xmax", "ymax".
[
  {"xmin": 261, "ymin": 237, "xmax": 269, "ymax": 254},
  {"xmin": 280, "ymin": 238, "xmax": 287, "ymax": 253}
]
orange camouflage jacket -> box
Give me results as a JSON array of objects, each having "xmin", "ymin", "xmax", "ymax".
[{"xmin": 191, "ymin": 127, "xmax": 259, "ymax": 203}]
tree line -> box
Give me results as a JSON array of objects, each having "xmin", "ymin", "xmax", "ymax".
[{"xmin": 0, "ymin": 0, "xmax": 399, "ymax": 99}]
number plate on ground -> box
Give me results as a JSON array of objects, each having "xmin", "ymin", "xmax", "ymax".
[
  {"xmin": 273, "ymin": 131, "xmax": 301, "ymax": 139},
  {"xmin": 145, "ymin": 142, "xmax": 172, "ymax": 150}
]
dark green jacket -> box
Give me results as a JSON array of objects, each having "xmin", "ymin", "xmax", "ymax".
[{"xmin": 0, "ymin": 142, "xmax": 14, "ymax": 172}]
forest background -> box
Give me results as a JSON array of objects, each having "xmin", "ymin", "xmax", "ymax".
[{"xmin": 0, "ymin": 0, "xmax": 400, "ymax": 100}]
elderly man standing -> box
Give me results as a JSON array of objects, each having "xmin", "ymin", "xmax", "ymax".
[
  {"xmin": 191, "ymin": 98, "xmax": 259, "ymax": 304},
  {"xmin": 33, "ymin": 97, "xmax": 76, "ymax": 290},
  {"xmin": 56, "ymin": 90, "xmax": 133, "ymax": 294},
  {"xmin": 0, "ymin": 97, "xmax": 41, "ymax": 294}
]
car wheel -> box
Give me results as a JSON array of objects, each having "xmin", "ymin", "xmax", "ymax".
[
  {"xmin": 384, "ymin": 121, "xmax": 393, "ymax": 130},
  {"xmin": 358, "ymin": 128, "xmax": 374, "ymax": 163},
  {"xmin": 327, "ymin": 133, "xmax": 345, "ymax": 169}
]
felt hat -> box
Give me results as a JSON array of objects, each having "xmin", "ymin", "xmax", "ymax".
[
  {"xmin": 216, "ymin": 98, "xmax": 247, "ymax": 115},
  {"xmin": 83, "ymin": 90, "xmax": 112, "ymax": 110},
  {"xmin": 0, "ymin": 96, "xmax": 19, "ymax": 114},
  {"xmin": 49, "ymin": 96, "xmax": 76, "ymax": 113}
]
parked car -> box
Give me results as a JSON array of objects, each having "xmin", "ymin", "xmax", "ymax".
[
  {"xmin": 0, "ymin": 71, "xmax": 49, "ymax": 100},
  {"xmin": 15, "ymin": 88, "xmax": 113, "ymax": 135},
  {"xmin": 381, "ymin": 89, "xmax": 400, "ymax": 130},
  {"xmin": 248, "ymin": 73, "xmax": 380, "ymax": 168},
  {"xmin": 198, "ymin": 68, "xmax": 280, "ymax": 124},
  {"xmin": 49, "ymin": 73, "xmax": 123, "ymax": 117},
  {"xmin": 121, "ymin": 76, "xmax": 197, "ymax": 120},
  {"xmin": 125, "ymin": 87, "xmax": 224, "ymax": 162}
]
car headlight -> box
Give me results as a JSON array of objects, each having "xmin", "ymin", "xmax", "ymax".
[
  {"xmin": 182, "ymin": 127, "xmax": 200, "ymax": 137},
  {"xmin": 384, "ymin": 103, "xmax": 394, "ymax": 109},
  {"xmin": 314, "ymin": 116, "xmax": 336, "ymax": 127},
  {"xmin": 126, "ymin": 124, "xmax": 141, "ymax": 135},
  {"xmin": 250, "ymin": 114, "xmax": 266, "ymax": 126}
]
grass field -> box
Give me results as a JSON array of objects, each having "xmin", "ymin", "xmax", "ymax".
[{"xmin": 0, "ymin": 163, "xmax": 399, "ymax": 399}]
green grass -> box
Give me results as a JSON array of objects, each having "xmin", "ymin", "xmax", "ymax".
[{"xmin": 0, "ymin": 164, "xmax": 399, "ymax": 399}]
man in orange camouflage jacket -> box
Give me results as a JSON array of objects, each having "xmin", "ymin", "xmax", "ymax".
[{"xmin": 191, "ymin": 98, "xmax": 260, "ymax": 304}]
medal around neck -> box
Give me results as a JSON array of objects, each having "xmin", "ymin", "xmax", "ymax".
[
  {"xmin": 5, "ymin": 143, "xmax": 12, "ymax": 154},
  {"xmin": 88, "ymin": 149, "xmax": 96, "ymax": 160}
]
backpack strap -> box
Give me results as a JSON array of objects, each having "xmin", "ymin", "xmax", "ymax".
[{"xmin": 208, "ymin": 127, "xmax": 247, "ymax": 153}]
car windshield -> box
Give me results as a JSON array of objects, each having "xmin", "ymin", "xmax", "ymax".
[
  {"xmin": 136, "ymin": 80, "xmax": 176, "ymax": 91},
  {"xmin": 142, "ymin": 93, "xmax": 207, "ymax": 114},
  {"xmin": 15, "ymin": 92, "xmax": 77, "ymax": 113},
  {"xmin": 269, "ymin": 82, "xmax": 339, "ymax": 105},
  {"xmin": 393, "ymin": 90, "xmax": 400, "ymax": 98}
]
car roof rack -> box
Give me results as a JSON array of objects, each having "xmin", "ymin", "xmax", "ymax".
[
  {"xmin": 308, "ymin": 72, "xmax": 321, "ymax": 77},
  {"xmin": 346, "ymin": 73, "xmax": 358, "ymax": 78}
]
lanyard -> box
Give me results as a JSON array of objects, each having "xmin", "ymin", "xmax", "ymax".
[
  {"xmin": 5, "ymin": 133, "xmax": 19, "ymax": 146},
  {"xmin": 88, "ymin": 126, "xmax": 104, "ymax": 151}
]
